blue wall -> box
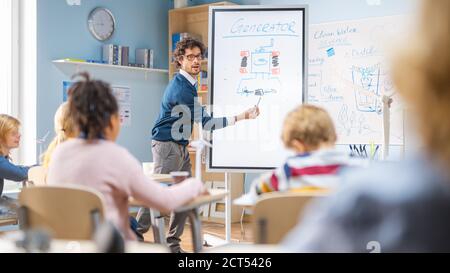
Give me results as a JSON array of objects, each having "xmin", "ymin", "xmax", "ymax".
[{"xmin": 37, "ymin": 0, "xmax": 171, "ymax": 162}]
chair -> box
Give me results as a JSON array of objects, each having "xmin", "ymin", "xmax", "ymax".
[
  {"xmin": 252, "ymin": 191, "xmax": 327, "ymax": 244},
  {"xmin": 26, "ymin": 166, "xmax": 48, "ymax": 186},
  {"xmin": 18, "ymin": 185, "xmax": 105, "ymax": 240}
]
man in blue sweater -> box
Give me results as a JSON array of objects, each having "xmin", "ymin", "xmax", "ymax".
[{"xmin": 137, "ymin": 38, "xmax": 259, "ymax": 252}]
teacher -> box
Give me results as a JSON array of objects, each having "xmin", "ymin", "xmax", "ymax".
[{"xmin": 137, "ymin": 37, "xmax": 260, "ymax": 253}]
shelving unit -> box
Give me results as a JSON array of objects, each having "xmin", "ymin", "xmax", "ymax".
[{"xmin": 52, "ymin": 59, "xmax": 168, "ymax": 82}]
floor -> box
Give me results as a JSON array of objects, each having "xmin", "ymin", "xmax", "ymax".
[{"xmin": 142, "ymin": 218, "xmax": 254, "ymax": 252}]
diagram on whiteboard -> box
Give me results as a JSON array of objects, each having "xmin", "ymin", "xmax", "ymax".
[
  {"xmin": 236, "ymin": 39, "xmax": 282, "ymax": 98},
  {"xmin": 210, "ymin": 8, "xmax": 307, "ymax": 170},
  {"xmin": 352, "ymin": 64, "xmax": 382, "ymax": 113},
  {"xmin": 308, "ymin": 16, "xmax": 407, "ymax": 145}
]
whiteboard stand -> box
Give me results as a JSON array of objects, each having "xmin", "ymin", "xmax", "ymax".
[
  {"xmin": 224, "ymin": 172, "xmax": 232, "ymax": 242},
  {"xmin": 382, "ymin": 95, "xmax": 393, "ymax": 160}
]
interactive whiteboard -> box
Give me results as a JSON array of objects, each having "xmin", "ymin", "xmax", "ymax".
[{"xmin": 208, "ymin": 6, "xmax": 308, "ymax": 172}]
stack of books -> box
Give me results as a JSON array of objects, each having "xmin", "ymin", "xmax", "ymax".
[
  {"xmin": 135, "ymin": 48, "xmax": 154, "ymax": 69},
  {"xmin": 197, "ymin": 71, "xmax": 208, "ymax": 92},
  {"xmin": 102, "ymin": 44, "xmax": 130, "ymax": 66}
]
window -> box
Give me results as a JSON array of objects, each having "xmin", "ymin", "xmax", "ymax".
[
  {"xmin": 0, "ymin": 0, "xmax": 19, "ymax": 117},
  {"xmin": 0, "ymin": 0, "xmax": 16, "ymax": 115},
  {"xmin": 1, "ymin": 0, "xmax": 21, "ymax": 194}
]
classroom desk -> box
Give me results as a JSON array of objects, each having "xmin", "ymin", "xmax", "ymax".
[
  {"xmin": 130, "ymin": 189, "xmax": 228, "ymax": 253},
  {"xmin": 146, "ymin": 173, "xmax": 174, "ymax": 184},
  {"xmin": 0, "ymin": 234, "xmax": 170, "ymax": 253},
  {"xmin": 136, "ymin": 173, "xmax": 174, "ymax": 249},
  {"xmin": 0, "ymin": 218, "xmax": 17, "ymax": 227},
  {"xmin": 0, "ymin": 195, "xmax": 19, "ymax": 228}
]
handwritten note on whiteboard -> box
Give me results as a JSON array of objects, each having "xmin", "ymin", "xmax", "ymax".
[{"xmin": 308, "ymin": 16, "xmax": 407, "ymax": 145}]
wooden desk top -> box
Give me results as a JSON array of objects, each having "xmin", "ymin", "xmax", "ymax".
[
  {"xmin": 175, "ymin": 189, "xmax": 228, "ymax": 213},
  {"xmin": 145, "ymin": 173, "xmax": 174, "ymax": 184},
  {"xmin": 0, "ymin": 218, "xmax": 17, "ymax": 227},
  {"xmin": 129, "ymin": 189, "xmax": 228, "ymax": 213},
  {"xmin": 234, "ymin": 188, "xmax": 331, "ymax": 208}
]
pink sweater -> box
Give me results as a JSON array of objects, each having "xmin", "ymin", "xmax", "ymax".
[{"xmin": 46, "ymin": 139, "xmax": 203, "ymax": 240}]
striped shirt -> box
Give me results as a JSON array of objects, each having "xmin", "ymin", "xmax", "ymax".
[{"xmin": 253, "ymin": 148, "xmax": 365, "ymax": 195}]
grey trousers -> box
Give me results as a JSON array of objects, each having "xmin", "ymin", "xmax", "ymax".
[{"xmin": 137, "ymin": 140, "xmax": 192, "ymax": 253}]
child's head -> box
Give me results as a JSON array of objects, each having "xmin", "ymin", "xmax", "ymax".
[
  {"xmin": 42, "ymin": 102, "xmax": 78, "ymax": 167},
  {"xmin": 68, "ymin": 72, "xmax": 120, "ymax": 141},
  {"xmin": 392, "ymin": 0, "xmax": 450, "ymax": 170},
  {"xmin": 281, "ymin": 104, "xmax": 337, "ymax": 153},
  {"xmin": 54, "ymin": 102, "xmax": 77, "ymax": 140},
  {"xmin": 0, "ymin": 114, "xmax": 21, "ymax": 156}
]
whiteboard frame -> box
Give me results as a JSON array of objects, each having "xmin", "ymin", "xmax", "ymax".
[{"xmin": 207, "ymin": 5, "xmax": 309, "ymax": 173}]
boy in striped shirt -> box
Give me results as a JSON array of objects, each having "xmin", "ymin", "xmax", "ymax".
[{"xmin": 237, "ymin": 105, "xmax": 363, "ymax": 205}]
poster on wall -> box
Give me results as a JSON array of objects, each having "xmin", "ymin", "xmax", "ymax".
[{"xmin": 62, "ymin": 81, "xmax": 132, "ymax": 127}]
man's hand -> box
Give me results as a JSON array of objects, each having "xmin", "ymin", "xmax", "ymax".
[{"xmin": 236, "ymin": 106, "xmax": 260, "ymax": 122}]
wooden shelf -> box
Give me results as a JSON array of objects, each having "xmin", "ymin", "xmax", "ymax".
[
  {"xmin": 168, "ymin": 1, "xmax": 235, "ymax": 80},
  {"xmin": 53, "ymin": 59, "xmax": 169, "ymax": 82}
]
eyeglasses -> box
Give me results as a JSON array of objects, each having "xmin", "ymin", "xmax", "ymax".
[{"xmin": 183, "ymin": 54, "xmax": 203, "ymax": 61}]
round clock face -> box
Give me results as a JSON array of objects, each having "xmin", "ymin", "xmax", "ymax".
[{"xmin": 88, "ymin": 8, "xmax": 115, "ymax": 41}]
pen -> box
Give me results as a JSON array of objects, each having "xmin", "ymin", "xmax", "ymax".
[{"xmin": 256, "ymin": 97, "xmax": 262, "ymax": 107}]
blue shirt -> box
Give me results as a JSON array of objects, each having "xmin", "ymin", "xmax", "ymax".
[
  {"xmin": 282, "ymin": 157, "xmax": 450, "ymax": 252},
  {"xmin": 0, "ymin": 156, "xmax": 30, "ymax": 196},
  {"xmin": 152, "ymin": 73, "xmax": 229, "ymax": 146}
]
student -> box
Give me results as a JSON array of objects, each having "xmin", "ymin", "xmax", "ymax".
[
  {"xmin": 46, "ymin": 73, "xmax": 206, "ymax": 241},
  {"xmin": 236, "ymin": 105, "xmax": 363, "ymax": 205},
  {"xmin": 0, "ymin": 114, "xmax": 30, "ymax": 198},
  {"xmin": 282, "ymin": 0, "xmax": 450, "ymax": 252},
  {"xmin": 43, "ymin": 102, "xmax": 144, "ymax": 240},
  {"xmin": 41, "ymin": 102, "xmax": 78, "ymax": 169}
]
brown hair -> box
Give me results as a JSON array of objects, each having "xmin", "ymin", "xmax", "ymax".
[
  {"xmin": 392, "ymin": 0, "xmax": 450, "ymax": 169},
  {"xmin": 68, "ymin": 72, "xmax": 118, "ymax": 141},
  {"xmin": 0, "ymin": 114, "xmax": 21, "ymax": 156},
  {"xmin": 281, "ymin": 104, "xmax": 337, "ymax": 150},
  {"xmin": 173, "ymin": 37, "xmax": 206, "ymax": 69}
]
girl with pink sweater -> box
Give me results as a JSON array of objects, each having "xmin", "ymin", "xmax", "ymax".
[{"xmin": 46, "ymin": 73, "xmax": 205, "ymax": 240}]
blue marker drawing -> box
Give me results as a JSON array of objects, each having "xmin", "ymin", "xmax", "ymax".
[
  {"xmin": 327, "ymin": 48, "xmax": 335, "ymax": 57},
  {"xmin": 236, "ymin": 39, "xmax": 282, "ymax": 97},
  {"xmin": 351, "ymin": 64, "xmax": 382, "ymax": 113}
]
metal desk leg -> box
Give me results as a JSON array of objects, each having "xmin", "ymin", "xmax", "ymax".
[
  {"xmin": 149, "ymin": 209, "xmax": 166, "ymax": 245},
  {"xmin": 187, "ymin": 208, "xmax": 203, "ymax": 253},
  {"xmin": 225, "ymin": 173, "xmax": 232, "ymax": 242}
]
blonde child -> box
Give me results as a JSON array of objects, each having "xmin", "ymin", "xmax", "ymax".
[
  {"xmin": 41, "ymin": 102, "xmax": 78, "ymax": 169},
  {"xmin": 239, "ymin": 105, "xmax": 362, "ymax": 204},
  {"xmin": 0, "ymin": 114, "xmax": 31, "ymax": 197}
]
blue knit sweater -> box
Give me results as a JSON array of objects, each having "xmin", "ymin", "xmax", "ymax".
[
  {"xmin": 152, "ymin": 73, "xmax": 229, "ymax": 146},
  {"xmin": 0, "ymin": 156, "xmax": 29, "ymax": 196}
]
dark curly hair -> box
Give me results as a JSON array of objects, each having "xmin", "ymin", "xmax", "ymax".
[
  {"xmin": 173, "ymin": 37, "xmax": 206, "ymax": 68},
  {"xmin": 68, "ymin": 72, "xmax": 118, "ymax": 140}
]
